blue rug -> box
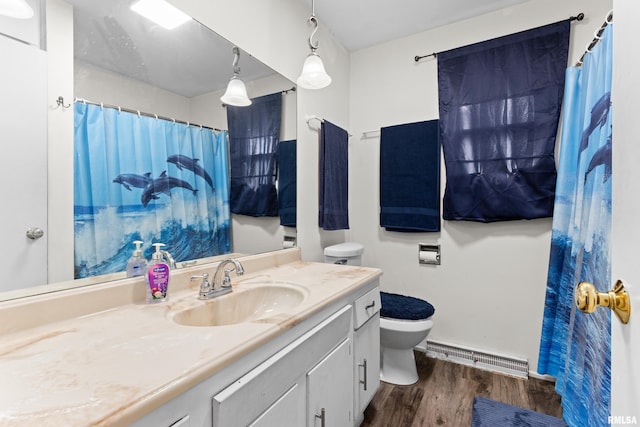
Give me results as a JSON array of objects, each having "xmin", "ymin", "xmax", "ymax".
[{"xmin": 471, "ymin": 396, "xmax": 567, "ymax": 427}]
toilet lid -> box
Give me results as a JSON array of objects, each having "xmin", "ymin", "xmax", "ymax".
[
  {"xmin": 323, "ymin": 242, "xmax": 364, "ymax": 257},
  {"xmin": 380, "ymin": 291, "xmax": 435, "ymax": 320}
]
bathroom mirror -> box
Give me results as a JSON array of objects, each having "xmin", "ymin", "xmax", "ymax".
[{"xmin": 0, "ymin": 0, "xmax": 296, "ymax": 301}]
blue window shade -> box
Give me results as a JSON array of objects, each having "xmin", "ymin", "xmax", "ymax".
[
  {"xmin": 437, "ymin": 20, "xmax": 570, "ymax": 222},
  {"xmin": 227, "ymin": 93, "xmax": 282, "ymax": 216}
]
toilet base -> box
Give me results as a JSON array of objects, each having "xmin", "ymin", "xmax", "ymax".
[{"xmin": 380, "ymin": 347, "xmax": 419, "ymax": 385}]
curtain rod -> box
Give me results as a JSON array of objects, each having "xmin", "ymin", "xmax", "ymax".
[
  {"xmin": 222, "ymin": 86, "xmax": 296, "ymax": 108},
  {"xmin": 576, "ymin": 10, "xmax": 613, "ymax": 66},
  {"xmin": 414, "ymin": 13, "xmax": 585, "ymax": 62},
  {"xmin": 73, "ymin": 97, "xmax": 223, "ymax": 132}
]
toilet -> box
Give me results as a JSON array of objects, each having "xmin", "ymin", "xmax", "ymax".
[
  {"xmin": 323, "ymin": 242, "xmax": 363, "ymax": 265},
  {"xmin": 323, "ymin": 242, "xmax": 435, "ymax": 386},
  {"xmin": 379, "ymin": 292, "xmax": 434, "ymax": 385}
]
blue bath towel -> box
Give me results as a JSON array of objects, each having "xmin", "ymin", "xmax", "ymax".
[
  {"xmin": 380, "ymin": 291, "xmax": 435, "ymax": 320},
  {"xmin": 319, "ymin": 120, "xmax": 349, "ymax": 230},
  {"xmin": 278, "ymin": 140, "xmax": 296, "ymax": 227},
  {"xmin": 380, "ymin": 120, "xmax": 441, "ymax": 232}
]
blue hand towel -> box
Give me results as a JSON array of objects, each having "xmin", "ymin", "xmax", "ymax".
[
  {"xmin": 380, "ymin": 120, "xmax": 441, "ymax": 232},
  {"xmin": 319, "ymin": 120, "xmax": 349, "ymax": 230},
  {"xmin": 278, "ymin": 140, "xmax": 296, "ymax": 227}
]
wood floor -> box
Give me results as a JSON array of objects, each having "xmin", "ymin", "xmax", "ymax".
[{"xmin": 361, "ymin": 352, "xmax": 563, "ymax": 426}]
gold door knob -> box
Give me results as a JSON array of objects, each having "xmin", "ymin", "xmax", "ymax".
[{"xmin": 575, "ymin": 280, "xmax": 631, "ymax": 324}]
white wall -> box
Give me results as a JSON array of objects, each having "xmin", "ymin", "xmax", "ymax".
[
  {"xmin": 348, "ymin": 0, "xmax": 612, "ymax": 371},
  {"xmin": 47, "ymin": 0, "xmax": 74, "ymax": 283}
]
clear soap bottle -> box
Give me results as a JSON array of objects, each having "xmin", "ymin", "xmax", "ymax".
[
  {"xmin": 126, "ymin": 240, "xmax": 148, "ymax": 278},
  {"xmin": 146, "ymin": 243, "xmax": 170, "ymax": 303}
]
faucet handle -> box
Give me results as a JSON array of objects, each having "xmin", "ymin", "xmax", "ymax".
[
  {"xmin": 221, "ymin": 270, "xmax": 233, "ymax": 288},
  {"xmin": 190, "ymin": 273, "xmax": 212, "ymax": 294}
]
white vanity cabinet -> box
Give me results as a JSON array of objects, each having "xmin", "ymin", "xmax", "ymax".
[
  {"xmin": 131, "ymin": 280, "xmax": 381, "ymax": 427},
  {"xmin": 352, "ymin": 287, "xmax": 381, "ymax": 423}
]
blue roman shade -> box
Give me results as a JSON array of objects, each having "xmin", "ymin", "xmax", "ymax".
[{"xmin": 437, "ymin": 20, "xmax": 570, "ymax": 222}]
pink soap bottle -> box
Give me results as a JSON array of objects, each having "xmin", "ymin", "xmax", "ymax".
[{"xmin": 145, "ymin": 243, "xmax": 170, "ymax": 303}]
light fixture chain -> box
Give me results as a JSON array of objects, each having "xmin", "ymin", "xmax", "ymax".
[
  {"xmin": 232, "ymin": 46, "xmax": 240, "ymax": 75},
  {"xmin": 308, "ymin": 16, "xmax": 319, "ymax": 51}
]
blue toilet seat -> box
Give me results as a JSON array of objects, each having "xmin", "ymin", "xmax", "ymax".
[{"xmin": 380, "ymin": 291, "xmax": 435, "ymax": 320}]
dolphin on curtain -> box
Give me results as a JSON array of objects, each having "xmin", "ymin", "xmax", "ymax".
[
  {"xmin": 141, "ymin": 171, "xmax": 198, "ymax": 207},
  {"xmin": 112, "ymin": 172, "xmax": 152, "ymax": 191},
  {"xmin": 580, "ymin": 91, "xmax": 611, "ymax": 152},
  {"xmin": 167, "ymin": 154, "xmax": 214, "ymax": 190}
]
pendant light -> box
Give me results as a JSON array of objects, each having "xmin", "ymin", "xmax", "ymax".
[
  {"xmin": 220, "ymin": 46, "xmax": 252, "ymax": 107},
  {"xmin": 297, "ymin": 0, "xmax": 331, "ymax": 90},
  {"xmin": 0, "ymin": 0, "xmax": 34, "ymax": 19}
]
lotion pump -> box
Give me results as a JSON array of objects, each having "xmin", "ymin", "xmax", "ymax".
[
  {"xmin": 126, "ymin": 240, "xmax": 148, "ymax": 278},
  {"xmin": 146, "ymin": 243, "xmax": 170, "ymax": 303}
]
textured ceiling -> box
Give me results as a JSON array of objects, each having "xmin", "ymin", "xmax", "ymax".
[
  {"xmin": 68, "ymin": 0, "xmax": 531, "ymax": 97},
  {"xmin": 303, "ymin": 0, "xmax": 530, "ymax": 51},
  {"xmin": 68, "ymin": 0, "xmax": 276, "ymax": 98}
]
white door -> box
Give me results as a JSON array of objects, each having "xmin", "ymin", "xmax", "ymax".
[
  {"xmin": 611, "ymin": 0, "xmax": 640, "ymax": 421},
  {"xmin": 0, "ymin": 35, "xmax": 48, "ymax": 291}
]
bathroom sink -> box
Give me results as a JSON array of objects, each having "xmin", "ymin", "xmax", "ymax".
[{"xmin": 171, "ymin": 283, "xmax": 307, "ymax": 327}]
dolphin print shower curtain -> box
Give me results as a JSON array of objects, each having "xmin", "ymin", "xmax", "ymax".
[
  {"xmin": 538, "ymin": 24, "xmax": 612, "ymax": 427},
  {"xmin": 74, "ymin": 102, "xmax": 231, "ymax": 278}
]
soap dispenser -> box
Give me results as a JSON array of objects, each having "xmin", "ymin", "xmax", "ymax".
[
  {"xmin": 126, "ymin": 240, "xmax": 148, "ymax": 278},
  {"xmin": 146, "ymin": 243, "xmax": 170, "ymax": 303}
]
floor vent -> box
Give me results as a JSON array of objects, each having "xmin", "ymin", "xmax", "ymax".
[{"xmin": 423, "ymin": 340, "xmax": 529, "ymax": 379}]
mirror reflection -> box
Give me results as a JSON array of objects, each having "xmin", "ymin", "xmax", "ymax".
[{"xmin": 0, "ymin": 0, "xmax": 296, "ymax": 301}]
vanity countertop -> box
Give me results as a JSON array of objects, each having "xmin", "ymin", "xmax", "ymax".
[{"xmin": 0, "ymin": 250, "xmax": 381, "ymax": 426}]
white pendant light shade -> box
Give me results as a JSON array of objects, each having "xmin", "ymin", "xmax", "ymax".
[
  {"xmin": 297, "ymin": 52, "xmax": 332, "ymax": 90},
  {"xmin": 0, "ymin": 0, "xmax": 34, "ymax": 19},
  {"xmin": 220, "ymin": 76, "xmax": 252, "ymax": 107}
]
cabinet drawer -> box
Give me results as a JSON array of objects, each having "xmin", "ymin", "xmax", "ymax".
[{"xmin": 354, "ymin": 287, "xmax": 380, "ymax": 329}]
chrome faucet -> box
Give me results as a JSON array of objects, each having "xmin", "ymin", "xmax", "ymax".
[
  {"xmin": 214, "ymin": 258, "xmax": 245, "ymax": 289},
  {"xmin": 159, "ymin": 250, "xmax": 176, "ymax": 269},
  {"xmin": 190, "ymin": 259, "xmax": 244, "ymax": 300}
]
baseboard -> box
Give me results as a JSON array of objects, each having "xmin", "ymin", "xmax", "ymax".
[
  {"xmin": 528, "ymin": 371, "xmax": 557, "ymax": 382},
  {"xmin": 420, "ymin": 340, "xmax": 529, "ymax": 379}
]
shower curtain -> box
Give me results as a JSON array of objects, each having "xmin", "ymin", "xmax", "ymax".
[
  {"xmin": 538, "ymin": 24, "xmax": 612, "ymax": 427},
  {"xmin": 74, "ymin": 102, "xmax": 231, "ymax": 278}
]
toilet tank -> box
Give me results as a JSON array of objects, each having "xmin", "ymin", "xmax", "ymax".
[{"xmin": 324, "ymin": 242, "xmax": 364, "ymax": 266}]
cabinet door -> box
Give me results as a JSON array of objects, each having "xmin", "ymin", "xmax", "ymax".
[
  {"xmin": 213, "ymin": 306, "xmax": 352, "ymax": 426},
  {"xmin": 307, "ymin": 338, "xmax": 353, "ymax": 427},
  {"xmin": 249, "ymin": 384, "xmax": 302, "ymax": 427},
  {"xmin": 354, "ymin": 313, "xmax": 380, "ymax": 416}
]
